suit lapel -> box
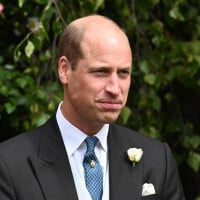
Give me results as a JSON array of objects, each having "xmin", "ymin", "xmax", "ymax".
[
  {"xmin": 27, "ymin": 116, "xmax": 143, "ymax": 199},
  {"xmin": 108, "ymin": 124, "xmax": 143, "ymax": 200},
  {"xmin": 29, "ymin": 116, "xmax": 78, "ymax": 200}
]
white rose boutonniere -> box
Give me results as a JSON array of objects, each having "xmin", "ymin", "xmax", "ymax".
[{"xmin": 127, "ymin": 148, "xmax": 143, "ymax": 166}]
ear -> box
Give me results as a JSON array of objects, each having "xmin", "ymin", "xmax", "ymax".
[{"xmin": 58, "ymin": 56, "xmax": 71, "ymax": 84}]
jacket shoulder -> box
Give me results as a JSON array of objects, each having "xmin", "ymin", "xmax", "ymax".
[
  {"xmin": 0, "ymin": 115, "xmax": 58, "ymax": 158},
  {"xmin": 110, "ymin": 123, "xmax": 164, "ymax": 148}
]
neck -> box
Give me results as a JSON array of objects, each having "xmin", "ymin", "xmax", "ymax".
[{"xmin": 60, "ymin": 102, "xmax": 104, "ymax": 136}]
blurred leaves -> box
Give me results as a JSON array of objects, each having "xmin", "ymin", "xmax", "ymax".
[
  {"xmin": 25, "ymin": 40, "xmax": 34, "ymax": 57},
  {"xmin": 187, "ymin": 152, "xmax": 200, "ymax": 172},
  {"xmin": 0, "ymin": 0, "xmax": 199, "ymax": 195}
]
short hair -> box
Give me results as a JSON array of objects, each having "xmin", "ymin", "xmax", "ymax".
[
  {"xmin": 58, "ymin": 15, "xmax": 124, "ymax": 70},
  {"xmin": 58, "ymin": 23, "xmax": 84, "ymax": 70}
]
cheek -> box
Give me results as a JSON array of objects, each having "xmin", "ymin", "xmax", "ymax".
[
  {"xmin": 125, "ymin": 84, "xmax": 131, "ymax": 94},
  {"xmin": 68, "ymin": 73, "xmax": 88, "ymax": 92},
  {"xmin": 121, "ymin": 80, "xmax": 131, "ymax": 94},
  {"xmin": 69, "ymin": 81, "xmax": 98, "ymax": 103},
  {"xmin": 86, "ymin": 80, "xmax": 106, "ymax": 95}
]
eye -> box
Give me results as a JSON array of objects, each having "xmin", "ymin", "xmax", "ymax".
[
  {"xmin": 91, "ymin": 68, "xmax": 109, "ymax": 76},
  {"xmin": 118, "ymin": 69, "xmax": 131, "ymax": 78},
  {"xmin": 96, "ymin": 69, "xmax": 107, "ymax": 74}
]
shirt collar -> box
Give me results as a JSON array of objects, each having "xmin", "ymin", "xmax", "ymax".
[{"xmin": 56, "ymin": 102, "xmax": 109, "ymax": 156}]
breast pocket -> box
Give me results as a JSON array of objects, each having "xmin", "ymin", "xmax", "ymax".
[{"xmin": 141, "ymin": 194, "xmax": 158, "ymax": 200}]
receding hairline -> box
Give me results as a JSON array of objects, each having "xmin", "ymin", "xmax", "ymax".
[
  {"xmin": 71, "ymin": 14, "xmax": 121, "ymax": 30},
  {"xmin": 58, "ymin": 15, "xmax": 130, "ymax": 68},
  {"xmin": 68, "ymin": 15, "xmax": 129, "ymax": 40}
]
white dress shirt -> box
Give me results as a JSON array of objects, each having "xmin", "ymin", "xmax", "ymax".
[{"xmin": 56, "ymin": 102, "xmax": 110, "ymax": 200}]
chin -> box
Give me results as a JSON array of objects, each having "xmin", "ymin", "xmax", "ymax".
[{"xmin": 100, "ymin": 114, "xmax": 119, "ymax": 124}]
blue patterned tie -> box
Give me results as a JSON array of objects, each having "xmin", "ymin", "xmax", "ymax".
[{"xmin": 83, "ymin": 136, "xmax": 103, "ymax": 200}]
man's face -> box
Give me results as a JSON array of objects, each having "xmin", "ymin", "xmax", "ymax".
[{"xmin": 62, "ymin": 28, "xmax": 132, "ymax": 132}]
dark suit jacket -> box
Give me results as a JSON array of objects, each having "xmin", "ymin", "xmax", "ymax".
[{"xmin": 0, "ymin": 115, "xmax": 184, "ymax": 200}]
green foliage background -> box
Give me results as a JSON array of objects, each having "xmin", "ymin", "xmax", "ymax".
[{"xmin": 0, "ymin": 0, "xmax": 199, "ymax": 199}]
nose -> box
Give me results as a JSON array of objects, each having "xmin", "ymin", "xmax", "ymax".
[{"xmin": 105, "ymin": 74, "xmax": 121, "ymax": 96}]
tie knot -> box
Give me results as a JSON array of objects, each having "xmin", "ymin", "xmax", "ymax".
[{"xmin": 85, "ymin": 136, "xmax": 98, "ymax": 152}]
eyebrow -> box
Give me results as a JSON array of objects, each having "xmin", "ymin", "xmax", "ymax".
[{"xmin": 88, "ymin": 65, "xmax": 132, "ymax": 71}]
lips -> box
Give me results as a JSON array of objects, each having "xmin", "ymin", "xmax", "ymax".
[{"xmin": 96, "ymin": 100, "xmax": 123, "ymax": 110}]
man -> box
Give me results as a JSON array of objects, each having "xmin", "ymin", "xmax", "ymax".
[{"xmin": 0, "ymin": 15, "xmax": 184, "ymax": 200}]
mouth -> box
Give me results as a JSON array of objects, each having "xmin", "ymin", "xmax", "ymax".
[{"xmin": 96, "ymin": 100, "xmax": 123, "ymax": 110}]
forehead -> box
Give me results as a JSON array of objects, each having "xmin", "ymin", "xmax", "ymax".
[{"xmin": 80, "ymin": 28, "xmax": 132, "ymax": 65}]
